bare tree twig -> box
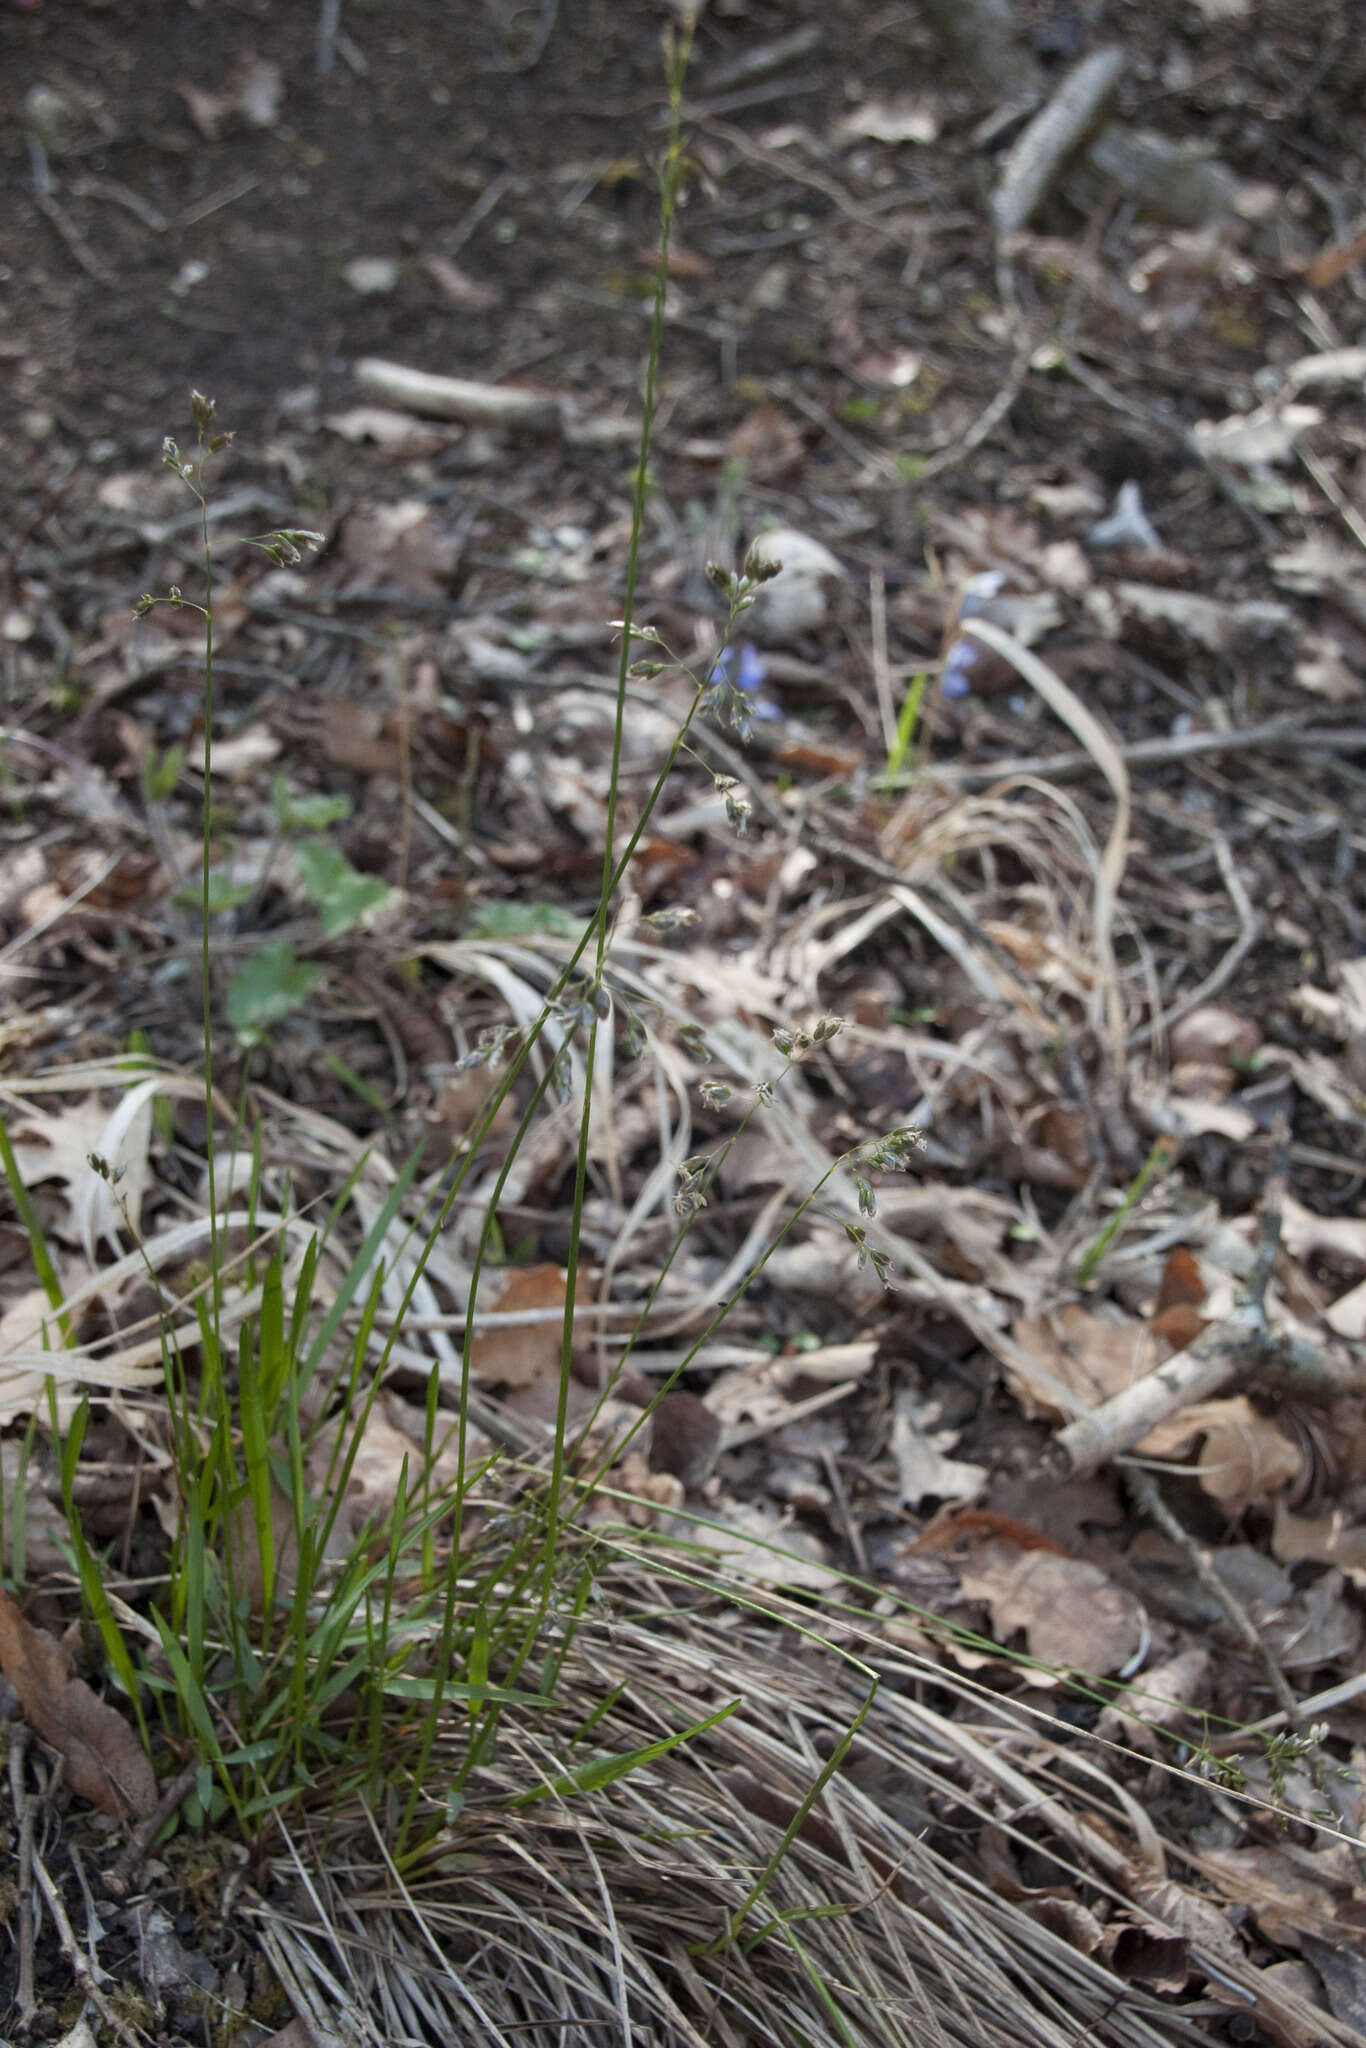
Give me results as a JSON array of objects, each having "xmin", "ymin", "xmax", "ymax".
[
  {"xmin": 101, "ymin": 1760, "xmax": 200, "ymax": 1901},
  {"xmin": 1132, "ymin": 831, "xmax": 1259, "ymax": 1049},
  {"xmin": 8, "ymin": 1727, "xmax": 37, "ymax": 2026},
  {"xmin": 33, "ymin": 1848, "xmax": 144, "ymax": 2048},
  {"xmin": 1052, "ymin": 1123, "xmax": 1364, "ymax": 1477},
  {"xmin": 1124, "ymin": 1462, "xmax": 1298, "ymax": 1722},
  {"xmin": 940, "ymin": 717, "xmax": 1366, "ymax": 787}
]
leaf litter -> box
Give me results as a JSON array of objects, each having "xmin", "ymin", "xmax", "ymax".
[{"xmin": 4, "ymin": 0, "xmax": 1366, "ymax": 2040}]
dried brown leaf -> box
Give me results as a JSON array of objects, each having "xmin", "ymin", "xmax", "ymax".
[
  {"xmin": 957, "ymin": 1540, "xmax": 1145, "ymax": 1676},
  {"xmin": 306, "ymin": 1388, "xmax": 484, "ymax": 1547},
  {"xmin": 1262, "ymin": 1568, "xmax": 1363, "ymax": 1674},
  {"xmin": 339, "ymin": 498, "xmax": 461, "ymax": 595},
  {"xmin": 1198, "ymin": 1845, "xmax": 1364, "ymax": 1949},
  {"xmin": 5, "ymin": 1092, "xmax": 152, "ymax": 1255},
  {"xmin": 1168, "ymin": 1004, "xmax": 1261, "ymax": 1068},
  {"xmin": 1011, "ymin": 1303, "xmax": 1161, "ymax": 1420},
  {"xmin": 0, "ymin": 1587, "xmax": 156, "ymax": 1819},
  {"xmin": 0, "ymin": 1438, "xmax": 71, "ymax": 1576},
  {"xmin": 1273, "ymin": 1504, "xmax": 1366, "ymax": 1586},
  {"xmin": 469, "ymin": 1264, "xmax": 567, "ymax": 1391},
  {"xmin": 1097, "ymin": 1646, "xmax": 1211, "ymax": 1756},
  {"xmin": 676, "ymin": 1499, "xmax": 839, "ymax": 1593},
  {"xmin": 422, "ymin": 253, "xmax": 504, "ymax": 310},
  {"xmin": 649, "ymin": 1392, "xmax": 722, "ymax": 1489},
  {"xmin": 324, "ymin": 407, "xmax": 448, "ymax": 457},
  {"xmin": 1325, "ymin": 1278, "xmax": 1366, "ymax": 1339},
  {"xmin": 1139, "ymin": 1396, "xmax": 1304, "ymax": 1513},
  {"xmin": 1280, "ymin": 1197, "xmax": 1366, "ymax": 1272},
  {"xmin": 891, "ymin": 1389, "xmax": 987, "ymax": 1509}
]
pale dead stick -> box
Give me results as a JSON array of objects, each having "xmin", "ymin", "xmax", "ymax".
[
  {"xmin": 8, "ymin": 1729, "xmax": 36, "ymax": 2025},
  {"xmin": 938, "ymin": 716, "xmax": 1366, "ymax": 786},
  {"xmin": 1054, "ymin": 1312, "xmax": 1364, "ymax": 1481},
  {"xmin": 33, "ymin": 189, "xmax": 116, "ymax": 284},
  {"xmin": 1053, "ymin": 1129, "xmax": 1364, "ymax": 1478},
  {"xmin": 1124, "ymin": 1463, "xmax": 1298, "ymax": 1723},
  {"xmin": 1130, "ymin": 1457, "xmax": 1366, "ymax": 1866},
  {"xmin": 1207, "ymin": 1669, "xmax": 1366, "ymax": 1756},
  {"xmin": 1130, "ymin": 829, "xmax": 1259, "ymax": 1051},
  {"xmin": 32, "ymin": 1847, "xmax": 144, "ymax": 2048}
]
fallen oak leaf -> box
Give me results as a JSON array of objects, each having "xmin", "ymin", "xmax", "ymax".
[
  {"xmin": 957, "ymin": 1540, "xmax": 1146, "ymax": 1679},
  {"xmin": 1138, "ymin": 1396, "xmax": 1304, "ymax": 1515},
  {"xmin": 0, "ymin": 1586, "xmax": 157, "ymax": 1820},
  {"xmin": 911, "ymin": 1506, "xmax": 1065, "ymax": 1557},
  {"xmin": 469, "ymin": 1263, "xmax": 567, "ymax": 1392}
]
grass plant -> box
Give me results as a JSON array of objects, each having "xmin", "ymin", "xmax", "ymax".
[
  {"xmin": 1, "ymin": 3, "xmax": 907, "ymax": 1911},
  {"xmin": 882, "ymin": 666, "xmax": 930, "ymax": 783},
  {"xmin": 0, "ymin": 28, "xmax": 1344, "ymax": 2048}
]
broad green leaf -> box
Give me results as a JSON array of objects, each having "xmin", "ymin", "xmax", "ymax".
[
  {"xmin": 226, "ymin": 942, "xmax": 324, "ymax": 1033},
  {"xmin": 294, "ymin": 838, "xmax": 390, "ymax": 937},
  {"xmin": 466, "ymin": 901, "xmax": 586, "ymax": 941},
  {"xmin": 174, "ymin": 868, "xmax": 253, "ymax": 914},
  {"xmin": 272, "ymin": 776, "xmax": 351, "ymax": 831}
]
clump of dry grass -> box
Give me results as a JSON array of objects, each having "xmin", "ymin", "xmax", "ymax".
[{"xmin": 248, "ymin": 1537, "xmax": 1314, "ymax": 2048}]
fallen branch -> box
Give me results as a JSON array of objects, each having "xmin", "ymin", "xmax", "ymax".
[
  {"xmin": 1053, "ymin": 1125, "xmax": 1365, "ymax": 1477},
  {"xmin": 992, "ymin": 48, "xmax": 1125, "ymax": 235},
  {"xmin": 353, "ymin": 357, "xmax": 562, "ymax": 428},
  {"xmin": 1051, "ymin": 1306, "xmax": 1273, "ymax": 1478}
]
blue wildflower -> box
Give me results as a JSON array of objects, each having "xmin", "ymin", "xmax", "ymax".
[
  {"xmin": 941, "ymin": 638, "xmax": 978, "ymax": 700},
  {"xmin": 716, "ymin": 640, "xmax": 781, "ymax": 720}
]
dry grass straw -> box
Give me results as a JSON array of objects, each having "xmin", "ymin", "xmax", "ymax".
[
  {"xmin": 1, "ymin": 728, "xmax": 1333, "ymax": 2046},
  {"xmin": 249, "ymin": 1540, "xmax": 1233, "ymax": 2048}
]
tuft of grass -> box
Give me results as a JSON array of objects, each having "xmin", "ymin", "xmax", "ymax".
[
  {"xmin": 1074, "ymin": 1135, "xmax": 1174, "ymax": 1287},
  {"xmin": 2, "ymin": 26, "xmax": 1318, "ymax": 2048},
  {"xmin": 882, "ymin": 666, "xmax": 930, "ymax": 782},
  {"xmin": 0, "ymin": 18, "xmax": 906, "ymax": 1882}
]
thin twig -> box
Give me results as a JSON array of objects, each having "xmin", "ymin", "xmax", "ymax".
[
  {"xmin": 1298, "ymin": 444, "xmax": 1366, "ymax": 553},
  {"xmin": 101, "ymin": 1760, "xmax": 200, "ymax": 1900},
  {"xmin": 1206, "ymin": 1670, "xmax": 1366, "ymax": 1755},
  {"xmin": 938, "ymin": 716, "xmax": 1366, "ymax": 787},
  {"xmin": 32, "ymin": 1849, "xmax": 144, "ymax": 2048},
  {"xmin": 1053, "ymin": 1122, "xmax": 1365, "ymax": 1477},
  {"xmin": 772, "ymin": 374, "xmax": 901, "ymax": 480},
  {"xmin": 446, "ymin": 169, "xmax": 518, "ymax": 260},
  {"xmin": 1131, "ymin": 831, "xmax": 1259, "ymax": 1049},
  {"xmin": 820, "ymin": 1442, "xmax": 870, "ymax": 1576},
  {"xmin": 868, "ymin": 567, "xmax": 896, "ymax": 758},
  {"xmin": 178, "ymin": 174, "xmax": 260, "ymax": 228},
  {"xmin": 1063, "ymin": 348, "xmax": 1279, "ymax": 548},
  {"xmin": 914, "ymin": 346, "xmax": 1032, "ymax": 485},
  {"xmin": 696, "ymin": 116, "xmax": 921, "ymax": 247},
  {"xmin": 1124, "ymin": 1463, "xmax": 1298, "ymax": 1723},
  {"xmin": 33, "ymin": 190, "xmax": 117, "ymax": 284},
  {"xmin": 67, "ymin": 175, "xmax": 168, "ymax": 232},
  {"xmin": 316, "ymin": 0, "xmax": 341, "ymax": 75},
  {"xmin": 8, "ymin": 1727, "xmax": 36, "ymax": 2026},
  {"xmin": 1246, "ymin": 1115, "xmax": 1291, "ymax": 1315}
]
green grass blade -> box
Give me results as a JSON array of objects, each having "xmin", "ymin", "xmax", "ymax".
[
  {"xmin": 511, "ymin": 1696, "xmax": 739, "ymax": 1808},
  {"xmin": 1075, "ymin": 1137, "xmax": 1173, "ymax": 1286},
  {"xmin": 699, "ymin": 1683, "xmax": 878, "ymax": 1955},
  {"xmin": 885, "ymin": 667, "xmax": 929, "ymax": 781},
  {"xmin": 238, "ymin": 1317, "xmax": 276, "ymax": 1624},
  {"xmin": 0, "ymin": 1116, "xmax": 73, "ymax": 1345},
  {"xmin": 256, "ymin": 1243, "xmax": 288, "ymax": 1419},
  {"xmin": 302, "ymin": 1141, "xmax": 423, "ymax": 1378}
]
